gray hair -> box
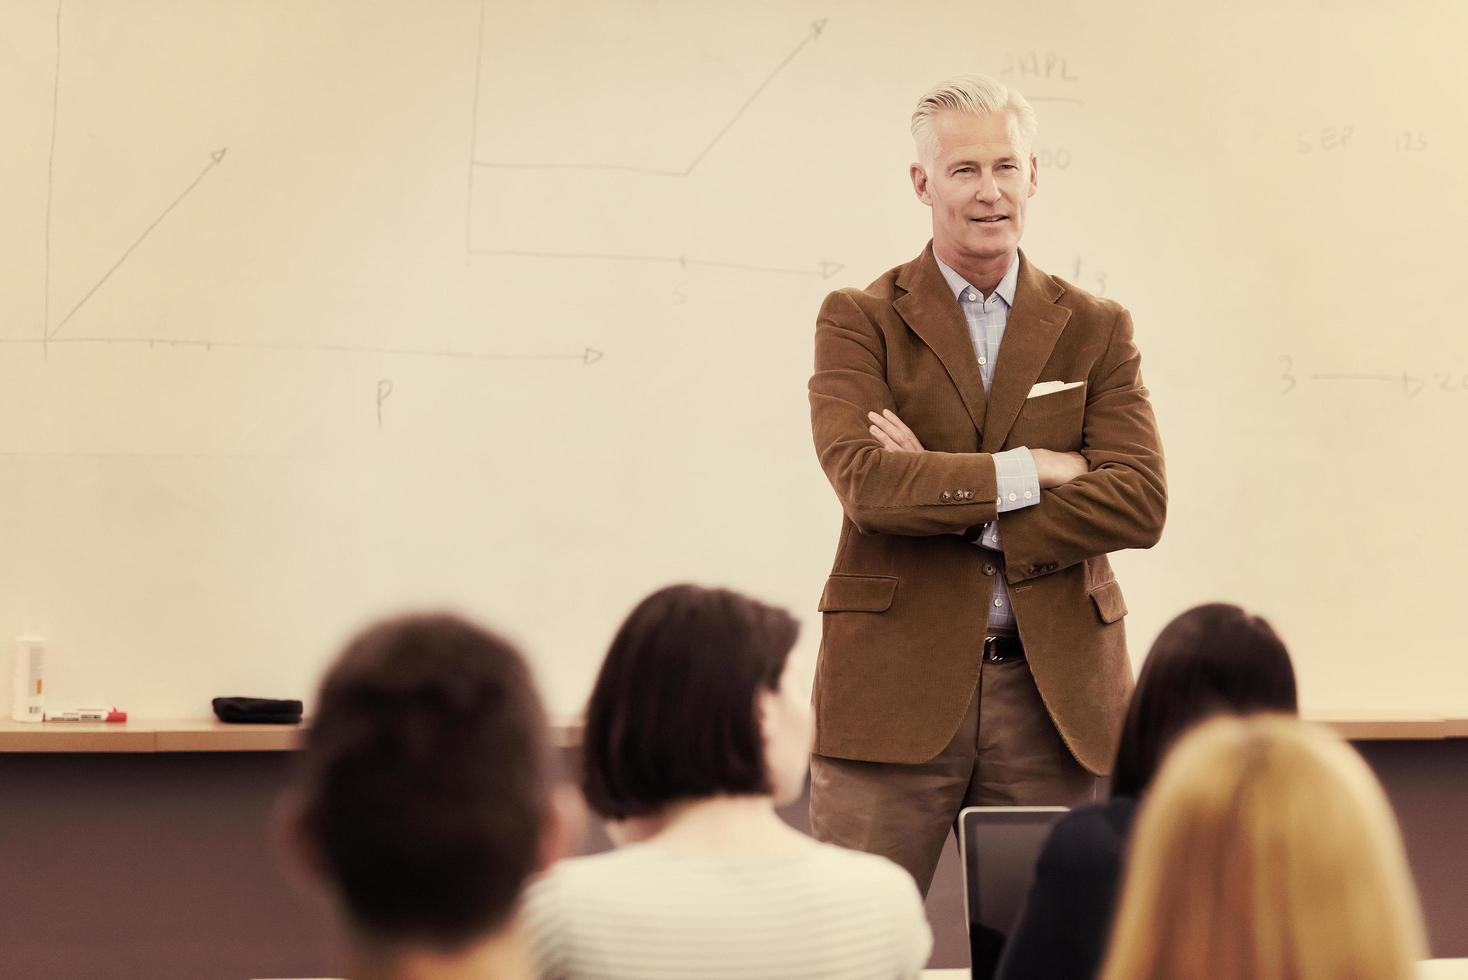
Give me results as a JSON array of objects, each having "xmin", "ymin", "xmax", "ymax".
[{"xmin": 910, "ymin": 74, "xmax": 1038, "ymax": 166}]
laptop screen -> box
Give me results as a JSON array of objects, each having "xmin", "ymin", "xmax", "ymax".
[{"xmin": 958, "ymin": 806, "xmax": 1069, "ymax": 980}]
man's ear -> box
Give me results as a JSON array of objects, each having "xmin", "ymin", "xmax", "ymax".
[
  {"xmin": 756, "ymin": 686, "xmax": 777, "ymax": 743},
  {"xmin": 1027, "ymin": 152, "xmax": 1039, "ymax": 197},
  {"xmin": 910, "ymin": 162, "xmax": 933, "ymax": 205},
  {"xmin": 537, "ymin": 784, "xmax": 587, "ymax": 872}
]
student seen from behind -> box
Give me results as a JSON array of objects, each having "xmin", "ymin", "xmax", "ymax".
[
  {"xmin": 998, "ymin": 602, "xmax": 1298, "ymax": 980},
  {"xmin": 277, "ymin": 613, "xmax": 572, "ymax": 980},
  {"xmin": 524, "ymin": 583, "xmax": 932, "ymax": 980},
  {"xmin": 1099, "ymin": 715, "xmax": 1425, "ymax": 980}
]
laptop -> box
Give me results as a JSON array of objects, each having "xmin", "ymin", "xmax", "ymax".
[{"xmin": 957, "ymin": 805, "xmax": 1070, "ymax": 980}]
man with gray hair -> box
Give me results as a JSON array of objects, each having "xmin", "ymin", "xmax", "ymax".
[{"xmin": 806, "ymin": 74, "xmax": 1166, "ymax": 899}]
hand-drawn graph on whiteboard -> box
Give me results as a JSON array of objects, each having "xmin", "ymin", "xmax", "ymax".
[
  {"xmin": 19, "ymin": 0, "xmax": 600, "ymax": 374},
  {"xmin": 464, "ymin": 4, "xmax": 844, "ymax": 283}
]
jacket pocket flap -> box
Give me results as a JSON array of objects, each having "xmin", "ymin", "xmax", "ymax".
[
  {"xmin": 818, "ymin": 574, "xmax": 899, "ymax": 613},
  {"xmin": 1089, "ymin": 580, "xmax": 1128, "ymax": 624}
]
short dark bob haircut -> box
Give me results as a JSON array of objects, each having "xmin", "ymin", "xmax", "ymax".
[
  {"xmin": 581, "ymin": 584, "xmax": 800, "ymax": 820},
  {"xmin": 1111, "ymin": 602, "xmax": 1297, "ymax": 799},
  {"xmin": 293, "ymin": 613, "xmax": 550, "ymax": 951}
]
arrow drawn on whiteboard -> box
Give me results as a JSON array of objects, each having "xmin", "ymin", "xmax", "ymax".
[
  {"xmin": 3, "ymin": 335, "xmax": 604, "ymax": 366},
  {"xmin": 681, "ymin": 17, "xmax": 827, "ymax": 175},
  {"xmin": 470, "ymin": 248, "xmax": 843, "ymax": 280},
  {"xmin": 471, "ymin": 18, "xmax": 829, "ymax": 178},
  {"xmin": 48, "ymin": 148, "xmax": 228, "ymax": 339}
]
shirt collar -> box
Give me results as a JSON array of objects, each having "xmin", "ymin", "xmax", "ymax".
[{"xmin": 934, "ymin": 252, "xmax": 1020, "ymax": 307}]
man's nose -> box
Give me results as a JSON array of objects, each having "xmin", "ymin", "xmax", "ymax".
[{"xmin": 975, "ymin": 173, "xmax": 1001, "ymax": 204}]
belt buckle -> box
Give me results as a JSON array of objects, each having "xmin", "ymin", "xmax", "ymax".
[{"xmin": 984, "ymin": 634, "xmax": 1019, "ymax": 663}]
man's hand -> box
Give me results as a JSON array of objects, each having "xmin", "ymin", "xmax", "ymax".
[
  {"xmin": 870, "ymin": 408, "xmax": 1087, "ymax": 489},
  {"xmin": 1032, "ymin": 448, "xmax": 1089, "ymax": 488},
  {"xmin": 867, "ymin": 409, "xmax": 925, "ymax": 452}
]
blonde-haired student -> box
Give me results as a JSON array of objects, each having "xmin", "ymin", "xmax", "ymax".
[{"xmin": 1100, "ymin": 715, "xmax": 1426, "ymax": 980}]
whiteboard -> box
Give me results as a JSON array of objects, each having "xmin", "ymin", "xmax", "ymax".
[{"xmin": 3, "ymin": 0, "xmax": 1465, "ymax": 721}]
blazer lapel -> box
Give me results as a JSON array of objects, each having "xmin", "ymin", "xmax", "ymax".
[
  {"xmin": 981, "ymin": 252, "xmax": 1071, "ymax": 454},
  {"xmin": 893, "ymin": 244, "xmax": 988, "ymax": 436}
]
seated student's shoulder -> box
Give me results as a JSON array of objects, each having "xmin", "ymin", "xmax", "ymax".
[
  {"xmin": 806, "ymin": 839, "xmax": 925, "ymax": 904},
  {"xmin": 1037, "ymin": 797, "xmax": 1138, "ymax": 877},
  {"xmin": 520, "ymin": 846, "xmax": 673, "ymax": 969},
  {"xmin": 527, "ymin": 842, "xmax": 651, "ymax": 892},
  {"xmin": 521, "ymin": 846, "xmax": 639, "ymax": 925},
  {"xmin": 807, "ymin": 841, "xmax": 934, "ymax": 972}
]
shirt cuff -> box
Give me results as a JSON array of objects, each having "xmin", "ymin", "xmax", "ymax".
[
  {"xmin": 977, "ymin": 448, "xmax": 1040, "ymax": 549},
  {"xmin": 993, "ymin": 447, "xmax": 1040, "ymax": 513}
]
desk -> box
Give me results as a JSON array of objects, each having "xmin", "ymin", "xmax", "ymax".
[
  {"xmin": 0, "ymin": 714, "xmax": 1458, "ymax": 753},
  {"xmin": 1, "ymin": 720, "xmax": 1463, "ymax": 978}
]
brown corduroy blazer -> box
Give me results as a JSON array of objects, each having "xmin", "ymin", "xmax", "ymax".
[{"xmin": 808, "ymin": 243, "xmax": 1166, "ymax": 775}]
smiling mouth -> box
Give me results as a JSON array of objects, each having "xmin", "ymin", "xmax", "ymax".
[{"xmin": 971, "ymin": 216, "xmax": 1007, "ymax": 223}]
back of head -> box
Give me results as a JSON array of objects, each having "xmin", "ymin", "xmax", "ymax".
[
  {"xmin": 1101, "ymin": 716, "xmax": 1426, "ymax": 980},
  {"xmin": 580, "ymin": 583, "xmax": 799, "ymax": 820},
  {"xmin": 1111, "ymin": 603, "xmax": 1297, "ymax": 798},
  {"xmin": 292, "ymin": 612, "xmax": 550, "ymax": 952}
]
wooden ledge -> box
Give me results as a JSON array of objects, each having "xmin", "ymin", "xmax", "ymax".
[
  {"xmin": 0, "ymin": 719, "xmax": 302, "ymax": 753},
  {"xmin": 0, "ymin": 715, "xmax": 1460, "ymax": 753},
  {"xmin": 1308, "ymin": 713, "xmax": 1467, "ymax": 741}
]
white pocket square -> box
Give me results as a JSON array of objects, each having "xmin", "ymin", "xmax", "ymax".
[{"xmin": 1027, "ymin": 380, "xmax": 1085, "ymax": 399}]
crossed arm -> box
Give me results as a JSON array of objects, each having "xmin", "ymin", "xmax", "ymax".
[
  {"xmin": 867, "ymin": 408, "xmax": 1087, "ymax": 546},
  {"xmin": 810, "ymin": 290, "xmax": 1166, "ymax": 577},
  {"xmin": 867, "ymin": 409, "xmax": 1088, "ymax": 488}
]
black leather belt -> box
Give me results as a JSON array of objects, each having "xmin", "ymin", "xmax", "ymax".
[{"xmin": 983, "ymin": 634, "xmax": 1025, "ymax": 663}]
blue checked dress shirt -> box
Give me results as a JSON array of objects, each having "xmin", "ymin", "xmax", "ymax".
[{"xmin": 934, "ymin": 255, "xmax": 1042, "ymax": 632}]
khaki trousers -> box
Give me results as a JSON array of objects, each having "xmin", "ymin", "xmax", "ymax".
[{"xmin": 809, "ymin": 652, "xmax": 1098, "ymax": 897}]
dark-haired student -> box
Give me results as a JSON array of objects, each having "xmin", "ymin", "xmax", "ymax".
[
  {"xmin": 523, "ymin": 584, "xmax": 932, "ymax": 980},
  {"xmin": 276, "ymin": 613, "xmax": 574, "ymax": 980},
  {"xmin": 995, "ymin": 603, "xmax": 1299, "ymax": 980}
]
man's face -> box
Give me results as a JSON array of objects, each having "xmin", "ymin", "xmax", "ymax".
[{"xmin": 910, "ymin": 109, "xmax": 1038, "ymax": 266}]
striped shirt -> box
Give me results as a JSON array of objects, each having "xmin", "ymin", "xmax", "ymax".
[
  {"xmin": 934, "ymin": 254, "xmax": 1041, "ymax": 632},
  {"xmin": 522, "ymin": 840, "xmax": 932, "ymax": 980}
]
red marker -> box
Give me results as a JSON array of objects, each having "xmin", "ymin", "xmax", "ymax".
[{"xmin": 43, "ymin": 707, "xmax": 127, "ymax": 723}]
